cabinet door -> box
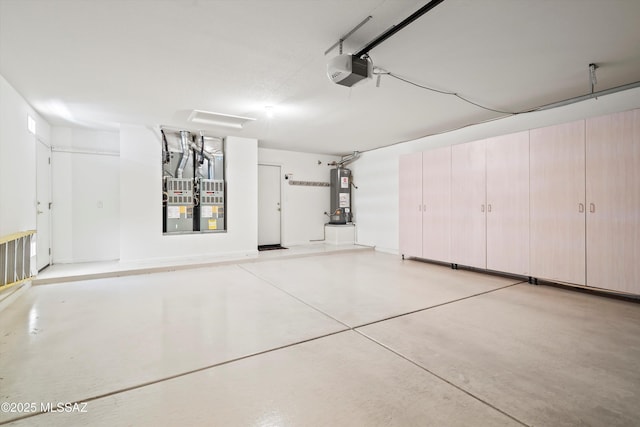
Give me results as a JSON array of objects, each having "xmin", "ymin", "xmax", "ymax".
[
  {"xmin": 530, "ymin": 121, "xmax": 586, "ymax": 285},
  {"xmin": 486, "ymin": 131, "xmax": 530, "ymax": 275},
  {"xmin": 422, "ymin": 147, "xmax": 451, "ymax": 263},
  {"xmin": 399, "ymin": 152, "xmax": 423, "ymax": 258},
  {"xmin": 586, "ymin": 110, "xmax": 640, "ymax": 294},
  {"xmin": 451, "ymin": 140, "xmax": 486, "ymax": 269}
]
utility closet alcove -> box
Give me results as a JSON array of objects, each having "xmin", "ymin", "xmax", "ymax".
[{"xmin": 161, "ymin": 127, "xmax": 226, "ymax": 234}]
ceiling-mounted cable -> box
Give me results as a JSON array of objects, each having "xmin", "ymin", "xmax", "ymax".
[
  {"xmin": 385, "ymin": 72, "xmax": 519, "ymax": 114},
  {"xmin": 357, "ymin": 78, "xmax": 640, "ymax": 155},
  {"xmin": 370, "ymin": 56, "xmax": 532, "ymax": 115}
]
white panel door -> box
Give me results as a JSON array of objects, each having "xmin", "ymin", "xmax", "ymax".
[
  {"xmin": 399, "ymin": 152, "xmax": 422, "ymax": 258},
  {"xmin": 486, "ymin": 131, "xmax": 529, "ymax": 275},
  {"xmin": 530, "ymin": 121, "xmax": 586, "ymax": 285},
  {"xmin": 451, "ymin": 140, "xmax": 486, "ymax": 269},
  {"xmin": 36, "ymin": 139, "xmax": 52, "ymax": 270},
  {"xmin": 72, "ymin": 153, "xmax": 120, "ymax": 262},
  {"xmin": 586, "ymin": 109, "xmax": 640, "ymax": 294},
  {"xmin": 258, "ymin": 164, "xmax": 281, "ymax": 246},
  {"xmin": 421, "ymin": 147, "xmax": 451, "ymax": 263}
]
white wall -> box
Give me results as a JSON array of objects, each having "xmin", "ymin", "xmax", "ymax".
[
  {"xmin": 351, "ymin": 86, "xmax": 640, "ymax": 254},
  {"xmin": 51, "ymin": 127, "xmax": 120, "ymax": 263},
  {"xmin": 120, "ymin": 126, "xmax": 257, "ymax": 262},
  {"xmin": 258, "ymin": 148, "xmax": 340, "ymax": 246},
  {"xmin": 0, "ymin": 74, "xmax": 50, "ymax": 237}
]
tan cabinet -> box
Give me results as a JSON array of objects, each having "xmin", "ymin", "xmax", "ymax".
[
  {"xmin": 485, "ymin": 131, "xmax": 530, "ymax": 275},
  {"xmin": 586, "ymin": 110, "xmax": 640, "ymax": 294},
  {"xmin": 399, "ymin": 152, "xmax": 423, "ymax": 258},
  {"xmin": 530, "ymin": 120, "xmax": 586, "ymax": 285},
  {"xmin": 399, "ymin": 147, "xmax": 451, "ymax": 262},
  {"xmin": 450, "ymin": 132, "xmax": 529, "ymax": 273},
  {"xmin": 421, "ymin": 147, "xmax": 451, "ymax": 263},
  {"xmin": 399, "ymin": 109, "xmax": 639, "ymax": 296},
  {"xmin": 451, "ymin": 140, "xmax": 486, "ymax": 269}
]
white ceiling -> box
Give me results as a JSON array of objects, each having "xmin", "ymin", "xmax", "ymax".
[{"xmin": 1, "ymin": 0, "xmax": 640, "ymax": 155}]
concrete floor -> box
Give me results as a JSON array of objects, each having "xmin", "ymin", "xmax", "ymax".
[{"xmin": 1, "ymin": 250, "xmax": 639, "ymax": 426}]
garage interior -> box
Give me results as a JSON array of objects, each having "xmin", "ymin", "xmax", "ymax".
[{"xmin": 1, "ymin": 1, "xmax": 639, "ymax": 425}]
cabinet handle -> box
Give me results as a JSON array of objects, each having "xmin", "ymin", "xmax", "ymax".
[
  {"xmin": 579, "ymin": 203, "xmax": 584, "ymax": 213},
  {"xmin": 590, "ymin": 203, "xmax": 596, "ymax": 213},
  {"xmin": 418, "ymin": 204, "xmax": 421, "ymax": 211},
  {"xmin": 423, "ymin": 204, "xmax": 426, "ymax": 211},
  {"xmin": 481, "ymin": 204, "xmax": 485, "ymax": 213},
  {"xmin": 488, "ymin": 204, "xmax": 492, "ymax": 212}
]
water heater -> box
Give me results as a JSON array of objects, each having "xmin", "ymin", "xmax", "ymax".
[{"xmin": 329, "ymin": 167, "xmax": 352, "ymax": 224}]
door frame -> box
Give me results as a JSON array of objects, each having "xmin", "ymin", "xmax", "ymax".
[
  {"xmin": 36, "ymin": 137, "xmax": 52, "ymax": 270},
  {"xmin": 258, "ymin": 163, "xmax": 283, "ymax": 246}
]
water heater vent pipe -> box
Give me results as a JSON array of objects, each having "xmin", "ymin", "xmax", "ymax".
[
  {"xmin": 329, "ymin": 151, "xmax": 361, "ymax": 167},
  {"xmin": 339, "ymin": 151, "xmax": 360, "ymax": 167}
]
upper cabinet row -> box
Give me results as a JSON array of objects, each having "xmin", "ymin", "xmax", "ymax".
[{"xmin": 399, "ymin": 109, "xmax": 640, "ymax": 295}]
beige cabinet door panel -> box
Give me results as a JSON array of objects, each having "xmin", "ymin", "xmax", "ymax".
[
  {"xmin": 530, "ymin": 121, "xmax": 586, "ymax": 285},
  {"xmin": 486, "ymin": 131, "xmax": 530, "ymax": 275},
  {"xmin": 399, "ymin": 152, "xmax": 423, "ymax": 258},
  {"xmin": 422, "ymin": 147, "xmax": 451, "ymax": 263},
  {"xmin": 586, "ymin": 109, "xmax": 640, "ymax": 294},
  {"xmin": 451, "ymin": 140, "xmax": 486, "ymax": 269}
]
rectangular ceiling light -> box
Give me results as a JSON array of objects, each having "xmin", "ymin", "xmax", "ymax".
[{"xmin": 188, "ymin": 110, "xmax": 256, "ymax": 129}]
